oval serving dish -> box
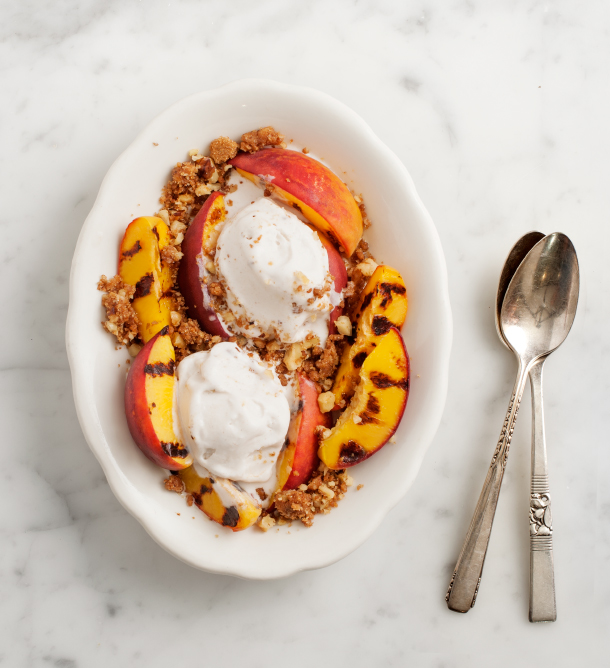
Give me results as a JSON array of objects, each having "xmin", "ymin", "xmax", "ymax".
[{"xmin": 66, "ymin": 79, "xmax": 452, "ymax": 579}]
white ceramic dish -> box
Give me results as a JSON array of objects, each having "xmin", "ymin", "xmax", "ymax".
[{"xmin": 66, "ymin": 79, "xmax": 452, "ymax": 579}]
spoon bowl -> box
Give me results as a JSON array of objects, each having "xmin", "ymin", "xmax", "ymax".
[{"xmin": 501, "ymin": 233, "xmax": 579, "ymax": 365}]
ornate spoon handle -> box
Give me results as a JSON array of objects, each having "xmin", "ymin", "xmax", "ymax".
[
  {"xmin": 446, "ymin": 362, "xmax": 528, "ymax": 613},
  {"xmin": 528, "ymin": 359, "xmax": 557, "ymax": 622}
]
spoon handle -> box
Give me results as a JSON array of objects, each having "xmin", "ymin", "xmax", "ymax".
[
  {"xmin": 528, "ymin": 359, "xmax": 557, "ymax": 622},
  {"xmin": 446, "ymin": 362, "xmax": 528, "ymax": 613}
]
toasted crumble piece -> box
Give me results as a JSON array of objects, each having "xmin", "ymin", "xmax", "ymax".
[
  {"xmin": 97, "ymin": 275, "xmax": 140, "ymax": 346},
  {"xmin": 255, "ymin": 487, "xmax": 268, "ymax": 501},
  {"xmin": 240, "ymin": 126, "xmax": 285, "ymax": 153},
  {"xmin": 178, "ymin": 318, "xmax": 210, "ymax": 348},
  {"xmin": 274, "ymin": 490, "xmax": 315, "ymax": 527},
  {"xmin": 164, "ymin": 475, "xmax": 185, "ymax": 493},
  {"xmin": 208, "ymin": 281, "xmax": 224, "ymax": 297},
  {"xmin": 335, "ymin": 315, "xmax": 352, "ymax": 336},
  {"xmin": 161, "ymin": 244, "xmax": 183, "ymax": 265},
  {"xmin": 257, "ymin": 514, "xmax": 276, "ymax": 532},
  {"xmin": 186, "ymin": 494, "xmax": 194, "ymax": 507},
  {"xmin": 209, "ymin": 136, "xmax": 239, "ymax": 164}
]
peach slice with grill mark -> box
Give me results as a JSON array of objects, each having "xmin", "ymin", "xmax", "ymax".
[
  {"xmin": 274, "ymin": 373, "xmax": 331, "ymax": 498},
  {"xmin": 229, "ymin": 148, "xmax": 363, "ymax": 256},
  {"xmin": 332, "ymin": 265, "xmax": 407, "ymax": 409},
  {"xmin": 119, "ymin": 216, "xmax": 173, "ymax": 343},
  {"xmin": 319, "ymin": 327, "xmax": 409, "ymax": 469},
  {"xmin": 179, "ymin": 465, "xmax": 261, "ymax": 531},
  {"xmin": 124, "ymin": 327, "xmax": 192, "ymax": 470},
  {"xmin": 178, "ymin": 192, "xmax": 229, "ymax": 337}
]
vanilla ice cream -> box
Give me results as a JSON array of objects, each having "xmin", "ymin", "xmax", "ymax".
[
  {"xmin": 215, "ymin": 198, "xmax": 335, "ymax": 345},
  {"xmin": 175, "ymin": 342, "xmax": 290, "ymax": 483}
]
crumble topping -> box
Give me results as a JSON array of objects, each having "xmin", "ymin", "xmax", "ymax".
[
  {"xmin": 97, "ymin": 275, "xmax": 140, "ymax": 345},
  {"xmin": 164, "ymin": 474, "xmax": 185, "ymax": 493},
  {"xmin": 240, "ymin": 126, "xmax": 285, "ymax": 153},
  {"xmin": 269, "ymin": 463, "xmax": 353, "ymax": 527}
]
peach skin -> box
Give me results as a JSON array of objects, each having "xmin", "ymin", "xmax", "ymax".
[
  {"xmin": 178, "ymin": 192, "xmax": 229, "ymax": 338},
  {"xmin": 124, "ymin": 327, "xmax": 192, "ymax": 470},
  {"xmin": 229, "ymin": 148, "xmax": 363, "ymax": 255}
]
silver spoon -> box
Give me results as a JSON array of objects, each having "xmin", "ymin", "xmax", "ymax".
[
  {"xmin": 446, "ymin": 232, "xmax": 579, "ymax": 614},
  {"xmin": 495, "ymin": 232, "xmax": 560, "ymax": 622}
]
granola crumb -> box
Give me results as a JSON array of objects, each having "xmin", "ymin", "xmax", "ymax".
[
  {"xmin": 240, "ymin": 126, "xmax": 285, "ymax": 153},
  {"xmin": 317, "ymin": 391, "xmax": 335, "ymax": 413},
  {"xmin": 97, "ymin": 275, "xmax": 140, "ymax": 346},
  {"xmin": 255, "ymin": 487, "xmax": 268, "ymax": 501},
  {"xmin": 357, "ymin": 484, "xmax": 364, "ymax": 491},
  {"xmin": 302, "ymin": 147, "xmax": 309, "ymax": 154},
  {"xmin": 209, "ymin": 136, "xmax": 238, "ymax": 164},
  {"xmin": 186, "ymin": 494, "xmax": 194, "ymax": 507},
  {"xmin": 164, "ymin": 475, "xmax": 185, "ymax": 493}
]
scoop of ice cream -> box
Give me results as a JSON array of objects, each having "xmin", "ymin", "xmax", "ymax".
[
  {"xmin": 175, "ymin": 342, "xmax": 290, "ymax": 483},
  {"xmin": 215, "ymin": 198, "xmax": 333, "ymax": 345}
]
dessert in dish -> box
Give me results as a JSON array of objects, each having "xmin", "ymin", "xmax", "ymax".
[{"xmin": 98, "ymin": 126, "xmax": 410, "ymax": 532}]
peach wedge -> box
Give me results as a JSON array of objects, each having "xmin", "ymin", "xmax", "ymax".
[
  {"xmin": 315, "ymin": 229, "xmax": 348, "ymax": 334},
  {"xmin": 178, "ymin": 192, "xmax": 229, "ymax": 338},
  {"xmin": 229, "ymin": 148, "xmax": 363, "ymax": 256},
  {"xmin": 119, "ymin": 216, "xmax": 173, "ymax": 343},
  {"xmin": 179, "ymin": 465, "xmax": 261, "ymax": 531},
  {"xmin": 332, "ymin": 265, "xmax": 407, "ymax": 408},
  {"xmin": 124, "ymin": 327, "xmax": 192, "ymax": 470},
  {"xmin": 319, "ymin": 327, "xmax": 409, "ymax": 469},
  {"xmin": 274, "ymin": 373, "xmax": 331, "ymax": 495}
]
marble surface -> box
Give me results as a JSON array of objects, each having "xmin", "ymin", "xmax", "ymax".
[{"xmin": 2, "ymin": 1, "xmax": 609, "ymax": 665}]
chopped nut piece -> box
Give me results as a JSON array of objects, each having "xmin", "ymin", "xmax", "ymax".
[
  {"xmin": 335, "ymin": 315, "xmax": 352, "ymax": 336},
  {"xmin": 157, "ymin": 209, "xmax": 170, "ymax": 225},
  {"xmin": 170, "ymin": 311, "xmax": 182, "ymax": 327},
  {"xmin": 283, "ymin": 342, "xmax": 304, "ymax": 371},
  {"xmin": 172, "ymin": 332, "xmax": 186, "ymax": 348},
  {"xmin": 205, "ymin": 260, "xmax": 216, "ymax": 274},
  {"xmin": 127, "ymin": 342, "xmax": 142, "ymax": 357},
  {"xmin": 317, "ymin": 391, "xmax": 335, "ymax": 413},
  {"xmin": 257, "ymin": 515, "xmax": 276, "ymax": 532},
  {"xmin": 357, "ymin": 258, "xmax": 378, "ymax": 277}
]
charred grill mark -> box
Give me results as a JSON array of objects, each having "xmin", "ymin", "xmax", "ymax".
[
  {"xmin": 370, "ymin": 371, "xmax": 409, "ymax": 391},
  {"xmin": 366, "ymin": 394, "xmax": 381, "ymax": 414},
  {"xmin": 121, "ymin": 240, "xmax": 142, "ymax": 259},
  {"xmin": 161, "ymin": 441, "xmax": 188, "ymax": 458},
  {"xmin": 359, "ymin": 292, "xmax": 374, "ymax": 313},
  {"xmin": 134, "ymin": 273, "xmax": 154, "ymax": 299},
  {"xmin": 222, "ymin": 506, "xmax": 240, "ymax": 527},
  {"xmin": 359, "ymin": 394, "xmax": 381, "ymax": 425},
  {"xmin": 339, "ymin": 440, "xmax": 367, "ymax": 465},
  {"xmin": 352, "ymin": 351, "xmax": 368, "ymax": 369},
  {"xmin": 151, "ymin": 226, "xmax": 160, "ymax": 241},
  {"xmin": 199, "ymin": 483, "xmax": 212, "ymax": 495},
  {"xmin": 379, "ymin": 282, "xmax": 406, "ymax": 308},
  {"xmin": 144, "ymin": 359, "xmax": 175, "ymax": 376},
  {"xmin": 372, "ymin": 315, "xmax": 392, "ymax": 336},
  {"xmin": 297, "ymin": 399, "xmax": 304, "ymax": 413},
  {"xmin": 192, "ymin": 492, "xmax": 202, "ymax": 506}
]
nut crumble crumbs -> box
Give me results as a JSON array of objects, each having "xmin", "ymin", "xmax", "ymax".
[{"xmin": 164, "ymin": 475, "xmax": 185, "ymax": 493}]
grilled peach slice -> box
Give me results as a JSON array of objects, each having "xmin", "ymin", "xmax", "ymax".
[
  {"xmin": 274, "ymin": 374, "xmax": 331, "ymax": 496},
  {"xmin": 332, "ymin": 265, "xmax": 407, "ymax": 408},
  {"xmin": 229, "ymin": 148, "xmax": 363, "ymax": 256},
  {"xmin": 315, "ymin": 230, "xmax": 348, "ymax": 334},
  {"xmin": 178, "ymin": 192, "xmax": 229, "ymax": 338},
  {"xmin": 179, "ymin": 465, "xmax": 261, "ymax": 531},
  {"xmin": 319, "ymin": 327, "xmax": 409, "ymax": 469},
  {"xmin": 124, "ymin": 327, "xmax": 192, "ymax": 470},
  {"xmin": 119, "ymin": 216, "xmax": 172, "ymax": 343}
]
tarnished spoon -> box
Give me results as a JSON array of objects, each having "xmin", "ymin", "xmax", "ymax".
[
  {"xmin": 495, "ymin": 232, "xmax": 561, "ymax": 621},
  {"xmin": 446, "ymin": 233, "xmax": 579, "ymax": 614}
]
